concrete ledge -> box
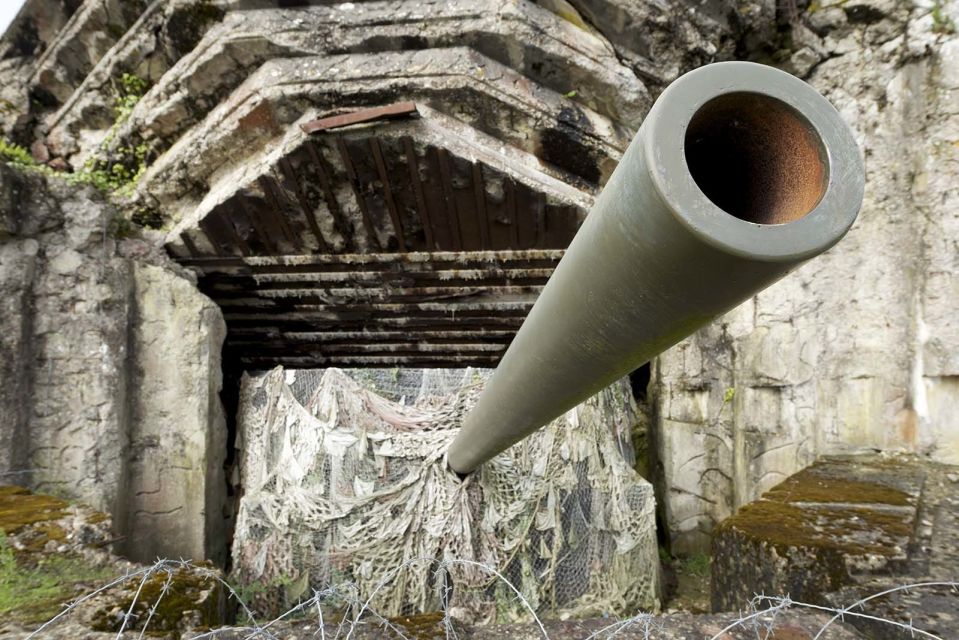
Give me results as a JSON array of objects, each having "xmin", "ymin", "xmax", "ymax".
[{"xmin": 712, "ymin": 455, "xmax": 926, "ymax": 611}]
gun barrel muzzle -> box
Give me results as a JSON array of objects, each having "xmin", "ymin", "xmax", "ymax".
[{"xmin": 447, "ymin": 61, "xmax": 865, "ymax": 476}]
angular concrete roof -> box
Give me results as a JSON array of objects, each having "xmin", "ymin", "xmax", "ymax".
[{"xmin": 1, "ymin": 0, "xmax": 735, "ymax": 367}]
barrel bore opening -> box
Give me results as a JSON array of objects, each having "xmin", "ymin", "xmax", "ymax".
[{"xmin": 684, "ymin": 92, "xmax": 829, "ymax": 225}]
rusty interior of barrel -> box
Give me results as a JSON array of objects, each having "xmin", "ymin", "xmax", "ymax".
[{"xmin": 684, "ymin": 91, "xmax": 829, "ymax": 225}]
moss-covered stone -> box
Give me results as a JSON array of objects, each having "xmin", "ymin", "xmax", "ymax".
[
  {"xmin": 389, "ymin": 611, "xmax": 450, "ymax": 639},
  {"xmin": 0, "ymin": 485, "xmax": 68, "ymax": 534},
  {"xmin": 720, "ymin": 499, "xmax": 913, "ymax": 556},
  {"xmin": 763, "ymin": 473, "xmax": 912, "ymax": 507},
  {"xmin": 0, "ymin": 487, "xmax": 114, "ymax": 625},
  {"xmin": 711, "ymin": 456, "xmax": 927, "ymax": 612},
  {"xmin": 90, "ymin": 564, "xmax": 226, "ymax": 637}
]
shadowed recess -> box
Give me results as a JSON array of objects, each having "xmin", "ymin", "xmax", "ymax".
[{"xmin": 684, "ymin": 92, "xmax": 828, "ymax": 225}]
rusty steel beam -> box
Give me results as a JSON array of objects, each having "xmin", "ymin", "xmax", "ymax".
[
  {"xmin": 201, "ymin": 270, "xmax": 555, "ymax": 288},
  {"xmin": 180, "ymin": 249, "xmax": 564, "ymax": 270},
  {"xmin": 228, "ymin": 342, "xmax": 507, "ymax": 354},
  {"xmin": 203, "ymin": 284, "xmax": 542, "ymax": 298},
  {"xmin": 447, "ymin": 61, "xmax": 865, "ymax": 475},
  {"xmin": 235, "ymin": 355, "xmax": 501, "ymax": 369},
  {"xmin": 218, "ymin": 307, "xmax": 533, "ymax": 323},
  {"xmin": 300, "ymin": 101, "xmax": 419, "ymax": 134},
  {"xmin": 215, "ymin": 300, "xmax": 534, "ymax": 312},
  {"xmin": 277, "ymin": 330, "xmax": 516, "ymax": 343},
  {"xmin": 224, "ymin": 317, "xmax": 525, "ymax": 332},
  {"xmin": 203, "ymin": 283, "xmax": 542, "ymax": 296},
  {"xmin": 227, "ymin": 328, "xmax": 515, "ymax": 342}
]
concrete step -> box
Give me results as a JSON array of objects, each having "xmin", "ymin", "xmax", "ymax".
[{"xmin": 712, "ymin": 454, "xmax": 959, "ymax": 639}]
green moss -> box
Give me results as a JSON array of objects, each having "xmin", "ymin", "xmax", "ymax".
[
  {"xmin": 86, "ymin": 511, "xmax": 109, "ymax": 525},
  {"xmin": 18, "ymin": 522, "xmax": 68, "ymax": 554},
  {"xmin": 718, "ymin": 461, "xmax": 918, "ymax": 564},
  {"xmin": 91, "ymin": 565, "xmax": 224, "ymax": 636},
  {"xmin": 0, "ymin": 530, "xmax": 113, "ymax": 624},
  {"xmin": 0, "ymin": 486, "xmax": 68, "ymax": 534},
  {"xmin": 0, "ymin": 487, "xmax": 116, "ymax": 625},
  {"xmin": 719, "ymin": 499, "xmax": 912, "ymax": 557},
  {"xmin": 763, "ymin": 471, "xmax": 911, "ymax": 507}
]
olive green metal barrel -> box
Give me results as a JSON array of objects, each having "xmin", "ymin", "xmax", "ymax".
[{"xmin": 446, "ymin": 61, "xmax": 864, "ymax": 475}]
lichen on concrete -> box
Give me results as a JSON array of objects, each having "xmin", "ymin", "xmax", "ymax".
[{"xmin": 712, "ymin": 453, "xmax": 959, "ymax": 634}]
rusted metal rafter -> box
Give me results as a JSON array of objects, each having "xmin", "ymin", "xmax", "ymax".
[
  {"xmin": 300, "ymin": 101, "xmax": 419, "ymax": 134},
  {"xmin": 238, "ymin": 354, "xmax": 499, "ymax": 370},
  {"xmin": 224, "ymin": 317, "xmax": 525, "ymax": 330},
  {"xmin": 229, "ymin": 341, "xmax": 506, "ymax": 354},
  {"xmin": 180, "ymin": 249, "xmax": 564, "ymax": 268},
  {"xmin": 226, "ymin": 327, "xmax": 515, "ymax": 341}
]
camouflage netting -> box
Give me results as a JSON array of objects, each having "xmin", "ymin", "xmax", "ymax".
[{"xmin": 231, "ymin": 367, "xmax": 659, "ymax": 622}]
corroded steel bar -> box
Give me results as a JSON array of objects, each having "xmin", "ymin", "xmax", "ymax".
[
  {"xmin": 300, "ymin": 101, "xmax": 419, "ymax": 133},
  {"xmin": 447, "ymin": 61, "xmax": 865, "ymax": 475}
]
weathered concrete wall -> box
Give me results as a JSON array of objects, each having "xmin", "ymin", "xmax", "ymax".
[
  {"xmin": 118, "ymin": 263, "xmax": 228, "ymax": 565},
  {"xmin": 0, "ymin": 164, "xmax": 228, "ymax": 564},
  {"xmin": 649, "ymin": 0, "xmax": 959, "ymax": 553},
  {"xmin": 0, "ymin": 164, "xmax": 133, "ymax": 511}
]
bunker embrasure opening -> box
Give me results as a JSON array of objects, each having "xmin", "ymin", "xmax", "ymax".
[{"xmin": 684, "ymin": 91, "xmax": 829, "ymax": 225}]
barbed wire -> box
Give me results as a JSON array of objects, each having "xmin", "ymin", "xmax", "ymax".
[{"xmin": 14, "ymin": 558, "xmax": 958, "ymax": 640}]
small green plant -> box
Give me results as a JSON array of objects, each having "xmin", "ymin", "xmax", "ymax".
[
  {"xmin": 680, "ymin": 551, "xmax": 711, "ymax": 578},
  {"xmin": 0, "ymin": 138, "xmax": 36, "ymax": 167},
  {"xmin": 229, "ymin": 573, "xmax": 300, "ymax": 622},
  {"xmin": 3, "ymin": 71, "xmax": 152, "ymax": 207},
  {"xmin": 82, "ymin": 141, "xmax": 150, "ymax": 196},
  {"xmin": 932, "ymin": 0, "xmax": 956, "ymax": 34},
  {"xmin": 114, "ymin": 73, "xmax": 150, "ymax": 109},
  {"xmin": 0, "ymin": 531, "xmax": 16, "ymax": 576},
  {"xmin": 710, "ymin": 386, "xmax": 736, "ymax": 424},
  {"xmin": 658, "ymin": 545, "xmax": 672, "ymax": 564},
  {"xmin": 83, "ymin": 72, "xmax": 151, "ymax": 195}
]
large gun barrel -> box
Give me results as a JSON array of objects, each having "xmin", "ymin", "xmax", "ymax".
[{"xmin": 447, "ymin": 61, "xmax": 865, "ymax": 475}]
